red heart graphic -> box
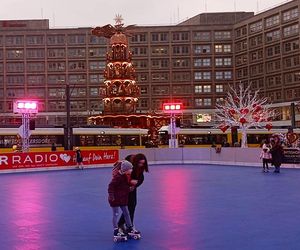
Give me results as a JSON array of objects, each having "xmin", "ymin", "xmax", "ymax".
[{"xmin": 286, "ymin": 132, "xmax": 299, "ymax": 144}]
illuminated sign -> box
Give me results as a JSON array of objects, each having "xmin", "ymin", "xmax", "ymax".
[
  {"xmin": 13, "ymin": 100, "xmax": 38, "ymax": 114},
  {"xmin": 196, "ymin": 114, "xmax": 212, "ymax": 123},
  {"xmin": 163, "ymin": 103, "xmax": 183, "ymax": 113},
  {"xmin": 0, "ymin": 150, "xmax": 119, "ymax": 170}
]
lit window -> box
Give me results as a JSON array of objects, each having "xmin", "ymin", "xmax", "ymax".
[
  {"xmin": 215, "ymin": 45, "xmax": 222, "ymax": 53},
  {"xmin": 203, "ymin": 85, "xmax": 211, "ymax": 93},
  {"xmin": 224, "ymin": 45, "xmax": 231, "ymax": 52},
  {"xmin": 216, "ymin": 84, "xmax": 223, "ymax": 93},
  {"xmin": 194, "ymin": 85, "xmax": 202, "ymax": 93},
  {"xmin": 216, "ymin": 97, "xmax": 224, "ymax": 103}
]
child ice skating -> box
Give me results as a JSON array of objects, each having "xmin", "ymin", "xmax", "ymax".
[
  {"xmin": 118, "ymin": 154, "xmax": 149, "ymax": 232},
  {"xmin": 260, "ymin": 144, "xmax": 272, "ymax": 172},
  {"xmin": 108, "ymin": 160, "xmax": 141, "ymax": 242}
]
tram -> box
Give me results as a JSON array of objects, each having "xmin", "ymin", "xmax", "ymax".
[
  {"xmin": 0, "ymin": 126, "xmax": 299, "ymax": 152},
  {"xmin": 0, "ymin": 127, "xmax": 149, "ymax": 152},
  {"xmin": 158, "ymin": 127, "xmax": 300, "ymax": 147}
]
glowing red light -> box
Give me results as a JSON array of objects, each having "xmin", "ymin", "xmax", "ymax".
[
  {"xmin": 14, "ymin": 100, "xmax": 38, "ymax": 114},
  {"xmin": 163, "ymin": 102, "xmax": 183, "ymax": 113}
]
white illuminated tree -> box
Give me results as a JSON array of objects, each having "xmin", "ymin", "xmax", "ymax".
[{"xmin": 215, "ymin": 83, "xmax": 276, "ymax": 148}]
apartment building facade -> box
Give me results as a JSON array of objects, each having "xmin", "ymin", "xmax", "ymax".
[
  {"xmin": 234, "ymin": 0, "xmax": 300, "ymax": 127},
  {"xmin": 0, "ymin": 0, "xmax": 299, "ymax": 128}
]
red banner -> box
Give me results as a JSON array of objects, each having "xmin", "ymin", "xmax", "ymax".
[{"xmin": 0, "ymin": 150, "xmax": 119, "ymax": 170}]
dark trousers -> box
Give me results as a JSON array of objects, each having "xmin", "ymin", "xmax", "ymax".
[
  {"xmin": 274, "ymin": 163, "xmax": 281, "ymax": 173},
  {"xmin": 118, "ymin": 190, "xmax": 137, "ymax": 227},
  {"xmin": 262, "ymin": 159, "xmax": 269, "ymax": 170}
]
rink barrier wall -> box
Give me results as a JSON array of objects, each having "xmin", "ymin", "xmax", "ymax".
[
  {"xmin": 120, "ymin": 148, "xmax": 300, "ymax": 169},
  {"xmin": 0, "ymin": 148, "xmax": 299, "ymax": 174}
]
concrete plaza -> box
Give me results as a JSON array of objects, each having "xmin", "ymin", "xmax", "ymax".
[{"xmin": 0, "ymin": 164, "xmax": 300, "ymax": 250}]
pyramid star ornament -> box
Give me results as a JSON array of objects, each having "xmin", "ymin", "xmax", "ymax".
[{"xmin": 114, "ymin": 14, "xmax": 124, "ymax": 26}]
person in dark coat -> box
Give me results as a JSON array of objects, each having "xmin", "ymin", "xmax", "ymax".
[
  {"xmin": 75, "ymin": 147, "xmax": 83, "ymax": 169},
  {"xmin": 118, "ymin": 153, "xmax": 149, "ymax": 230},
  {"xmin": 270, "ymin": 137, "xmax": 284, "ymax": 173},
  {"xmin": 108, "ymin": 160, "xmax": 140, "ymax": 238}
]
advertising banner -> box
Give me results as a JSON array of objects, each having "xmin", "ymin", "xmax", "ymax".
[
  {"xmin": 0, "ymin": 150, "xmax": 119, "ymax": 170},
  {"xmin": 283, "ymin": 148, "xmax": 300, "ymax": 164}
]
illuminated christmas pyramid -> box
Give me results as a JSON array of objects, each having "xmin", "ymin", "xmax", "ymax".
[
  {"xmin": 92, "ymin": 14, "xmax": 140, "ymax": 114},
  {"xmin": 89, "ymin": 15, "xmax": 169, "ymax": 141}
]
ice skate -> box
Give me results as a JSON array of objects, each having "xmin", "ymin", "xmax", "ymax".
[
  {"xmin": 126, "ymin": 227, "xmax": 141, "ymax": 240},
  {"xmin": 118, "ymin": 224, "xmax": 126, "ymax": 234},
  {"xmin": 113, "ymin": 228, "xmax": 127, "ymax": 242}
]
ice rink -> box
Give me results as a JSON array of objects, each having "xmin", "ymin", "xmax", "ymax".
[{"xmin": 0, "ymin": 164, "xmax": 300, "ymax": 250}]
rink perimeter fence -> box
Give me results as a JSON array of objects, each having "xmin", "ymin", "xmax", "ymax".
[{"xmin": 0, "ymin": 147, "xmax": 299, "ymax": 174}]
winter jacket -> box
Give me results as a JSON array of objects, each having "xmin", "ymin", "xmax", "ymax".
[
  {"xmin": 270, "ymin": 144, "xmax": 284, "ymax": 166},
  {"xmin": 260, "ymin": 149, "xmax": 272, "ymax": 160},
  {"xmin": 131, "ymin": 170, "xmax": 144, "ymax": 188},
  {"xmin": 75, "ymin": 150, "xmax": 83, "ymax": 163},
  {"xmin": 108, "ymin": 172, "xmax": 131, "ymax": 207}
]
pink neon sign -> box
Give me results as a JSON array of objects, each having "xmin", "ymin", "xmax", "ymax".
[{"xmin": 14, "ymin": 100, "xmax": 38, "ymax": 114}]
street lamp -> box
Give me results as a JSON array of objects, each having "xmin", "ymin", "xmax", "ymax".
[
  {"xmin": 64, "ymin": 82, "xmax": 72, "ymax": 150},
  {"xmin": 291, "ymin": 102, "xmax": 296, "ymax": 129},
  {"xmin": 13, "ymin": 100, "xmax": 38, "ymax": 152},
  {"xmin": 163, "ymin": 102, "xmax": 183, "ymax": 148}
]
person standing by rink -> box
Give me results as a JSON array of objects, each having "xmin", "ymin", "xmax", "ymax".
[
  {"xmin": 51, "ymin": 143, "xmax": 57, "ymax": 152},
  {"xmin": 118, "ymin": 153, "xmax": 149, "ymax": 231},
  {"xmin": 108, "ymin": 160, "xmax": 140, "ymax": 241},
  {"xmin": 74, "ymin": 147, "xmax": 83, "ymax": 170},
  {"xmin": 12, "ymin": 145, "xmax": 19, "ymax": 153},
  {"xmin": 270, "ymin": 136, "xmax": 284, "ymax": 173}
]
